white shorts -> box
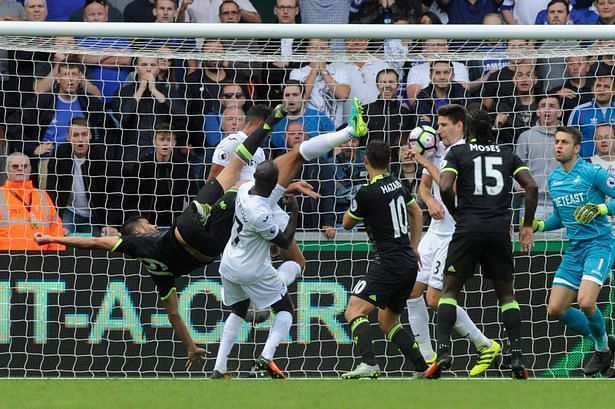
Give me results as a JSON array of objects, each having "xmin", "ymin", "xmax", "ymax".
[
  {"xmin": 221, "ymin": 267, "xmax": 287, "ymax": 310},
  {"xmin": 416, "ymin": 230, "xmax": 451, "ymax": 290}
]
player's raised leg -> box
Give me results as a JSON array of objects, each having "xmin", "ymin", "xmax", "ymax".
[
  {"xmin": 189, "ymin": 104, "xmax": 288, "ymax": 224},
  {"xmin": 274, "ymin": 97, "xmax": 367, "ymax": 188}
]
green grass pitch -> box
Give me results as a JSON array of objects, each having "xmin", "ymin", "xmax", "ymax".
[{"xmin": 1, "ymin": 379, "xmax": 614, "ymax": 409}]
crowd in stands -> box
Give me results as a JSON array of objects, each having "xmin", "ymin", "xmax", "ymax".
[{"xmin": 0, "ymin": 0, "xmax": 613, "ymax": 249}]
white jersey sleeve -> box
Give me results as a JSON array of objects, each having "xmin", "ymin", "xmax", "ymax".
[
  {"xmin": 212, "ymin": 131, "xmax": 265, "ymax": 182},
  {"xmin": 424, "ymin": 140, "xmax": 464, "ymax": 236}
]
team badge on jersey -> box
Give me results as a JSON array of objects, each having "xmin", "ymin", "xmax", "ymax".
[
  {"xmin": 350, "ymin": 199, "xmax": 358, "ymax": 212},
  {"xmin": 607, "ymin": 176, "xmax": 615, "ymax": 188}
]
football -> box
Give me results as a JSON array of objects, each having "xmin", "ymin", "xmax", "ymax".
[{"xmin": 408, "ymin": 125, "xmax": 438, "ymax": 157}]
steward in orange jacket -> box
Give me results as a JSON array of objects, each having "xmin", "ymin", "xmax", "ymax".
[{"xmin": 0, "ymin": 153, "xmax": 64, "ymax": 250}]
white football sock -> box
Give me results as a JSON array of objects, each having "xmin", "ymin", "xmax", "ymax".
[
  {"xmin": 406, "ymin": 297, "xmax": 435, "ymax": 361},
  {"xmin": 453, "ymin": 306, "xmax": 491, "ymax": 350},
  {"xmin": 277, "ymin": 261, "xmax": 302, "ymax": 287},
  {"xmin": 261, "ymin": 310, "xmax": 293, "ymax": 360},
  {"xmin": 213, "ymin": 313, "xmax": 243, "ymax": 373},
  {"xmin": 298, "ymin": 127, "xmax": 352, "ymax": 161}
]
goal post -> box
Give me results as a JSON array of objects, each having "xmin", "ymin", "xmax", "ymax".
[{"xmin": 0, "ymin": 22, "xmax": 613, "ymax": 378}]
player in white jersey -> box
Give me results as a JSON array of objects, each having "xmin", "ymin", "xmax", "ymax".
[
  {"xmin": 205, "ymin": 98, "xmax": 369, "ymax": 379},
  {"xmin": 406, "ymin": 105, "xmax": 499, "ymax": 376},
  {"xmin": 219, "ymin": 161, "xmax": 298, "ymax": 379}
]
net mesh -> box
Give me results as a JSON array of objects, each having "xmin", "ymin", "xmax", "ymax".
[{"xmin": 0, "ymin": 31, "xmax": 613, "ymax": 378}]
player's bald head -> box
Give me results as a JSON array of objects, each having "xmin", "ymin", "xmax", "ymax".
[{"xmin": 254, "ymin": 160, "xmax": 279, "ymax": 196}]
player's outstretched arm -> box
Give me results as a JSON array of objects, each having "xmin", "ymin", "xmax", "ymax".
[
  {"xmin": 514, "ymin": 168, "xmax": 538, "ymax": 229},
  {"xmin": 419, "ymin": 173, "xmax": 445, "ymax": 220},
  {"xmin": 439, "ymin": 169, "xmax": 457, "ymax": 217},
  {"xmin": 514, "ymin": 168, "xmax": 538, "ymax": 251},
  {"xmin": 33, "ymin": 232, "xmax": 119, "ymax": 251},
  {"xmin": 162, "ymin": 291, "xmax": 210, "ymax": 369},
  {"xmin": 271, "ymin": 194, "xmax": 299, "ymax": 249}
]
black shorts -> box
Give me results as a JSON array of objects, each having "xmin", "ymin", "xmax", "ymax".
[
  {"xmin": 352, "ymin": 251, "xmax": 418, "ymax": 314},
  {"xmin": 444, "ymin": 232, "xmax": 514, "ymax": 282},
  {"xmin": 175, "ymin": 179, "xmax": 225, "ymax": 258}
]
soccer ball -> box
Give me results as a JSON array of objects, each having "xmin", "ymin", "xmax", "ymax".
[{"xmin": 408, "ymin": 125, "xmax": 438, "ymax": 157}]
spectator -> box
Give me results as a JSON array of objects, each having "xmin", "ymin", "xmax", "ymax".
[
  {"xmin": 77, "ymin": 0, "xmax": 133, "ymax": 104},
  {"xmin": 590, "ymin": 123, "xmax": 615, "ymax": 170},
  {"xmin": 220, "ymin": 106, "xmax": 246, "ymax": 136},
  {"xmin": 514, "ymin": 95, "xmax": 562, "ymax": 219},
  {"xmin": 218, "ymin": 0, "xmax": 241, "ymax": 22},
  {"xmin": 477, "ymin": 39, "xmax": 530, "ymax": 110},
  {"xmin": 419, "ymin": 10, "xmax": 443, "ymax": 24},
  {"xmin": 257, "ymin": 0, "xmax": 304, "ymax": 103},
  {"xmin": 333, "ymin": 137, "xmax": 366, "ymax": 225},
  {"xmin": 568, "ymin": 74, "xmax": 615, "ymax": 157},
  {"xmin": 536, "ymin": 1, "xmax": 580, "ymax": 92},
  {"xmin": 416, "ymin": 61, "xmax": 467, "ymax": 128},
  {"xmin": 179, "ymin": 0, "xmax": 260, "ymax": 23},
  {"xmin": 541, "ymin": 0, "xmax": 571, "ymax": 25},
  {"xmin": 3, "ymin": 0, "xmax": 49, "ymax": 117},
  {"xmin": 217, "ymin": 1, "xmax": 261, "ymax": 81},
  {"xmin": 6, "ymin": 60, "xmax": 113, "ymax": 185},
  {"xmin": 112, "ymin": 56, "xmax": 187, "ymax": 163},
  {"xmin": 438, "ymin": 0, "xmax": 500, "ymax": 24},
  {"xmin": 535, "ymin": 0, "xmax": 602, "ymax": 24},
  {"xmin": 341, "ymin": 38, "xmax": 393, "ymax": 121},
  {"xmin": 33, "ymin": 41, "xmax": 101, "ymax": 97},
  {"xmin": 289, "ymin": 38, "xmax": 351, "ymax": 128},
  {"xmin": 492, "ymin": 61, "xmax": 541, "ymax": 145},
  {"xmin": 595, "ymin": 0, "xmax": 615, "ymax": 25},
  {"xmin": 350, "ymin": 0, "xmax": 423, "ymax": 24},
  {"xmin": 269, "ymin": 80, "xmax": 335, "ymax": 158},
  {"xmin": 46, "ymin": 118, "xmax": 123, "ymax": 236},
  {"xmin": 204, "ymin": 83, "xmax": 248, "ymax": 149},
  {"xmin": 501, "ymin": 0, "xmax": 550, "ymax": 24},
  {"xmin": 364, "ymin": 68, "xmax": 415, "ymax": 150},
  {"xmin": 123, "ymin": 0, "xmax": 155, "ymax": 22},
  {"xmin": 147, "ymin": 0, "xmax": 197, "ymax": 82},
  {"xmin": 406, "ymin": 39, "xmax": 469, "ymax": 107},
  {"xmin": 549, "ymin": 55, "xmax": 593, "ymax": 124},
  {"xmin": 186, "ymin": 40, "xmax": 246, "ymax": 124},
  {"xmin": 590, "ymin": 122, "xmax": 615, "ymax": 229},
  {"xmin": 70, "ymin": 0, "xmax": 124, "ymax": 21},
  {"xmin": 285, "ymin": 121, "xmax": 336, "ymax": 239},
  {"xmin": 589, "ymin": 40, "xmax": 615, "ymax": 77},
  {"xmin": 124, "ymin": 123, "xmax": 194, "ymax": 227},
  {"xmin": 274, "ymin": 0, "xmax": 299, "ymax": 23},
  {"xmin": 0, "ymin": 152, "xmax": 64, "ymax": 250}
]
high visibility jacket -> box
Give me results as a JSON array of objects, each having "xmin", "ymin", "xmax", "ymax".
[{"xmin": 0, "ymin": 180, "xmax": 65, "ymax": 251}]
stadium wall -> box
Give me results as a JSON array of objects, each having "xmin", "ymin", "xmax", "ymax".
[{"xmin": 0, "ymin": 245, "xmax": 611, "ymax": 378}]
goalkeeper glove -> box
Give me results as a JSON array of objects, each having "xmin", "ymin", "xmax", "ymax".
[
  {"xmin": 520, "ymin": 217, "xmax": 544, "ymax": 232},
  {"xmin": 573, "ymin": 203, "xmax": 608, "ymax": 224}
]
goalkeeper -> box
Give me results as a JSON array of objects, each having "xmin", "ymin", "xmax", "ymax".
[{"xmin": 530, "ymin": 126, "xmax": 615, "ymax": 376}]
